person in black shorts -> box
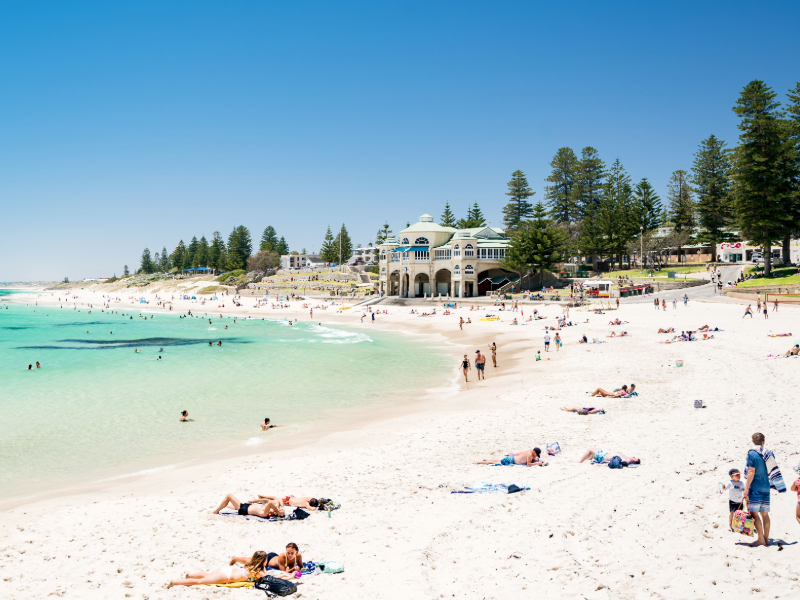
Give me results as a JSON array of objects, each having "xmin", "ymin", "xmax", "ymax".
[{"xmin": 211, "ymin": 493, "xmax": 285, "ymax": 518}]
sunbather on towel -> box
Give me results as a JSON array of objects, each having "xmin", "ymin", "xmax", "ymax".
[
  {"xmin": 589, "ymin": 384, "xmax": 634, "ymax": 397},
  {"xmin": 608, "ymin": 319, "xmax": 622, "ymax": 325},
  {"xmin": 784, "ymin": 344, "xmax": 800, "ymax": 356},
  {"xmin": 657, "ymin": 327, "xmax": 675, "ymax": 333},
  {"xmin": 561, "ymin": 407, "xmax": 605, "ymax": 414},
  {"xmin": 167, "ymin": 551, "xmax": 270, "ymax": 587},
  {"xmin": 251, "ymin": 495, "xmax": 323, "ymax": 510},
  {"xmin": 579, "ymin": 448, "xmax": 641, "ymax": 465},
  {"xmin": 233, "ymin": 542, "xmax": 304, "ymax": 573},
  {"xmin": 211, "ymin": 493, "xmax": 285, "ymax": 517},
  {"xmin": 476, "ymin": 448, "xmax": 547, "ymax": 466}
]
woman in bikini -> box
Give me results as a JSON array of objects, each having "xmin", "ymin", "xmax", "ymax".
[
  {"xmin": 167, "ymin": 551, "xmax": 270, "ymax": 587},
  {"xmin": 460, "ymin": 354, "xmax": 471, "ymax": 382},
  {"xmin": 490, "ymin": 342, "xmax": 497, "ymax": 367},
  {"xmin": 561, "ymin": 407, "xmax": 605, "ymax": 414}
]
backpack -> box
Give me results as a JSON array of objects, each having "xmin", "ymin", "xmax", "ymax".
[
  {"xmin": 608, "ymin": 456, "xmax": 623, "ymax": 469},
  {"xmin": 254, "ymin": 575, "xmax": 297, "ymax": 597},
  {"xmin": 292, "ymin": 508, "xmax": 311, "ymax": 520}
]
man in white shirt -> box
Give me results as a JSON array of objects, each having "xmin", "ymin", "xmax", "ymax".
[{"xmin": 544, "ymin": 332, "xmax": 551, "ymax": 352}]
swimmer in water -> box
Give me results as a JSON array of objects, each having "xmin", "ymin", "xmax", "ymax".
[
  {"xmin": 260, "ymin": 418, "xmax": 282, "ymax": 431},
  {"xmin": 217, "ymin": 341, "xmax": 222, "ymax": 346},
  {"xmin": 36, "ymin": 361, "xmax": 41, "ymax": 368},
  {"xmin": 180, "ymin": 411, "xmax": 193, "ymax": 421},
  {"xmin": 27, "ymin": 364, "xmax": 32, "ymax": 370},
  {"xmin": 209, "ymin": 341, "xmax": 213, "ymax": 346}
]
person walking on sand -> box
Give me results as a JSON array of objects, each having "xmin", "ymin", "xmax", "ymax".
[
  {"xmin": 554, "ymin": 332, "xmax": 561, "ymax": 351},
  {"xmin": 490, "ymin": 342, "xmax": 497, "ymax": 367},
  {"xmin": 654, "ymin": 297, "xmax": 659, "ymax": 310},
  {"xmin": 662, "ymin": 299, "xmax": 666, "ymax": 311},
  {"xmin": 475, "ymin": 350, "xmax": 486, "ymax": 380},
  {"xmin": 791, "ymin": 477, "xmax": 800, "ymax": 527},
  {"xmin": 763, "ymin": 305, "xmax": 769, "ymax": 320},
  {"xmin": 683, "ymin": 293, "xmax": 688, "ymax": 306},
  {"xmin": 743, "ymin": 305, "xmax": 753, "ymax": 318},
  {"xmin": 459, "ymin": 317, "xmax": 464, "ymax": 330},
  {"xmin": 460, "ymin": 354, "xmax": 471, "ymax": 382},
  {"xmin": 757, "ymin": 297, "xmax": 762, "ymax": 312},
  {"xmin": 544, "ymin": 331, "xmax": 551, "ymax": 352},
  {"xmin": 773, "ymin": 299, "xmax": 779, "ymax": 312}
]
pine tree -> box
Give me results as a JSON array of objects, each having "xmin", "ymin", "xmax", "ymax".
[
  {"xmin": 276, "ymin": 236, "xmax": 289, "ymax": 255},
  {"xmin": 692, "ymin": 135, "xmax": 734, "ymax": 261},
  {"xmin": 208, "ymin": 232, "xmax": 224, "ymax": 272},
  {"xmin": 440, "ymin": 202, "xmax": 457, "ymax": 227},
  {"xmin": 226, "ymin": 226, "xmax": 251, "ymax": 271},
  {"xmin": 781, "ymin": 81, "xmax": 800, "ymax": 262},
  {"xmin": 595, "ymin": 159, "xmax": 637, "ymax": 268},
  {"xmin": 186, "ymin": 236, "xmax": 199, "ymax": 269},
  {"xmin": 123, "ymin": 264, "xmax": 129, "ymax": 276},
  {"xmin": 171, "ymin": 240, "xmax": 186, "ymax": 272},
  {"xmin": 160, "ymin": 246, "xmax": 169, "ymax": 271},
  {"xmin": 502, "ymin": 202, "xmax": 568, "ymax": 287},
  {"xmin": 153, "ymin": 252, "xmax": 160, "ymax": 270},
  {"xmin": 333, "ymin": 225, "xmax": 353, "ymax": 264},
  {"xmin": 140, "ymin": 248, "xmax": 154, "ymax": 274},
  {"xmin": 632, "ymin": 179, "xmax": 662, "ymax": 233},
  {"xmin": 320, "ymin": 226, "xmax": 336, "ymax": 263},
  {"xmin": 260, "ymin": 226, "xmax": 278, "ymax": 253},
  {"xmin": 457, "ymin": 203, "xmax": 487, "ymax": 229},
  {"xmin": 544, "ymin": 149, "xmax": 579, "ymax": 223},
  {"xmin": 196, "ymin": 236, "xmax": 209, "ymax": 267},
  {"xmin": 732, "ymin": 81, "xmax": 794, "ymax": 275},
  {"xmin": 502, "ymin": 170, "xmax": 535, "ymax": 230},
  {"xmin": 666, "ymin": 169, "xmax": 695, "ymax": 264},
  {"xmin": 573, "ymin": 147, "xmax": 606, "ymax": 218},
  {"xmin": 375, "ymin": 222, "xmax": 392, "ymax": 245}
]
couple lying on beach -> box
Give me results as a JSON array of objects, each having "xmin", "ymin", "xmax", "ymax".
[
  {"xmin": 168, "ymin": 544, "xmax": 303, "ymax": 587},
  {"xmin": 212, "ymin": 494, "xmax": 327, "ymax": 518},
  {"xmin": 476, "ymin": 448, "xmax": 548, "ymax": 466},
  {"xmin": 589, "ymin": 384, "xmax": 635, "ymax": 397}
]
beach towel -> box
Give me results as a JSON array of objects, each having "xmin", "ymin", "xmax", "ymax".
[
  {"xmin": 546, "ymin": 442, "xmax": 561, "ymax": 456},
  {"xmin": 621, "ymin": 391, "xmax": 639, "ymax": 398},
  {"xmin": 768, "ymin": 333, "xmax": 792, "ymax": 337},
  {"xmin": 748, "ymin": 447, "xmax": 787, "ymax": 493},
  {"xmin": 451, "ymin": 482, "xmax": 530, "ymax": 494},
  {"xmin": 208, "ymin": 581, "xmax": 255, "ymax": 588},
  {"xmin": 480, "ymin": 317, "xmax": 500, "ymax": 321}
]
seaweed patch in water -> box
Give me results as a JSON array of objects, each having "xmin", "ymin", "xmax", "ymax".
[{"xmin": 18, "ymin": 337, "xmax": 249, "ymax": 350}]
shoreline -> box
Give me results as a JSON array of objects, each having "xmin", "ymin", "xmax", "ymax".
[{"xmin": 0, "ymin": 289, "xmax": 526, "ymax": 512}]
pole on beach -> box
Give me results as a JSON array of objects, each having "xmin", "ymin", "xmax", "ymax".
[{"xmin": 640, "ymin": 226, "xmax": 643, "ymax": 275}]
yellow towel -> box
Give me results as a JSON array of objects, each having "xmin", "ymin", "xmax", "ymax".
[
  {"xmin": 479, "ymin": 317, "xmax": 500, "ymax": 321},
  {"xmin": 208, "ymin": 581, "xmax": 255, "ymax": 588}
]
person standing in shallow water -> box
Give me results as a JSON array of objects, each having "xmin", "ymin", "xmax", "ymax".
[{"xmin": 460, "ymin": 354, "xmax": 471, "ymax": 382}]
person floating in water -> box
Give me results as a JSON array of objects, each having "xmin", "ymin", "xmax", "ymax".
[
  {"xmin": 261, "ymin": 418, "xmax": 282, "ymax": 431},
  {"xmin": 36, "ymin": 361, "xmax": 41, "ymax": 369},
  {"xmin": 180, "ymin": 411, "xmax": 193, "ymax": 421},
  {"xmin": 217, "ymin": 341, "xmax": 222, "ymax": 346}
]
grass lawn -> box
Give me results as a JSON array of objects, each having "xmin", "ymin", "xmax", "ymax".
[
  {"xmin": 586, "ymin": 265, "xmax": 707, "ymax": 278},
  {"xmin": 737, "ymin": 266, "xmax": 800, "ymax": 287}
]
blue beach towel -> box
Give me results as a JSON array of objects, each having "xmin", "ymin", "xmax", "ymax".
[
  {"xmin": 451, "ymin": 482, "xmax": 530, "ymax": 494},
  {"xmin": 746, "ymin": 447, "xmax": 787, "ymax": 493}
]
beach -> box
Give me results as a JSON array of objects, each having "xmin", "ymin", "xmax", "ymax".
[{"xmin": 2, "ymin": 287, "xmax": 800, "ymax": 598}]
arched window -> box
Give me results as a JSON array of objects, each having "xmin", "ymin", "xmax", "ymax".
[
  {"xmin": 464, "ymin": 244, "xmax": 474, "ymax": 257},
  {"xmin": 380, "ymin": 252, "xmax": 386, "ymax": 261},
  {"xmin": 414, "ymin": 237, "xmax": 429, "ymax": 245},
  {"xmin": 381, "ymin": 267, "xmax": 386, "ymax": 273},
  {"xmin": 465, "ymin": 265, "xmax": 474, "ymax": 275},
  {"xmin": 453, "ymin": 244, "xmax": 460, "ymax": 257},
  {"xmin": 401, "ymin": 238, "xmax": 409, "ymax": 244},
  {"xmin": 454, "ymin": 265, "xmax": 461, "ymax": 273}
]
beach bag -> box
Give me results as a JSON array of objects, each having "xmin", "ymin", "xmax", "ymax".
[
  {"xmin": 254, "ymin": 575, "xmax": 298, "ymax": 597},
  {"xmin": 608, "ymin": 456, "xmax": 623, "ymax": 469},
  {"xmin": 546, "ymin": 442, "xmax": 561, "ymax": 456},
  {"xmin": 732, "ymin": 503, "xmax": 755, "ymax": 537},
  {"xmin": 292, "ymin": 508, "xmax": 311, "ymax": 520},
  {"xmin": 321, "ymin": 561, "xmax": 345, "ymax": 574}
]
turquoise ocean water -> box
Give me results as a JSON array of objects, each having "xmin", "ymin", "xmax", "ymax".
[{"xmin": 0, "ymin": 291, "xmax": 451, "ymax": 502}]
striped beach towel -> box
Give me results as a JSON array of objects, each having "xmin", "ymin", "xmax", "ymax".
[{"xmin": 750, "ymin": 446, "xmax": 787, "ymax": 493}]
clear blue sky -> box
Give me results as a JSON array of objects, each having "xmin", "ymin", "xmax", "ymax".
[{"xmin": 2, "ymin": 1, "xmax": 799, "ymax": 281}]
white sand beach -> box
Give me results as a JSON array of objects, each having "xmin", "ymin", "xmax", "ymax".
[{"xmin": 2, "ymin": 287, "xmax": 800, "ymax": 599}]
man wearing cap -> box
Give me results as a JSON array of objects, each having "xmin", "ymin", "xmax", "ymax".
[{"xmin": 475, "ymin": 350, "xmax": 486, "ymax": 380}]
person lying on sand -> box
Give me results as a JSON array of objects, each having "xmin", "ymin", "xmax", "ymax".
[
  {"xmin": 476, "ymin": 448, "xmax": 547, "ymax": 466},
  {"xmin": 167, "ymin": 551, "xmax": 274, "ymax": 587},
  {"xmin": 231, "ymin": 543, "xmax": 304, "ymax": 573},
  {"xmin": 657, "ymin": 327, "xmax": 675, "ymax": 333},
  {"xmin": 784, "ymin": 344, "xmax": 800, "ymax": 357},
  {"xmin": 697, "ymin": 325, "xmax": 719, "ymax": 332},
  {"xmin": 561, "ymin": 407, "xmax": 605, "ymax": 414},
  {"xmin": 589, "ymin": 384, "xmax": 634, "ymax": 397},
  {"xmin": 608, "ymin": 331, "xmax": 629, "ymax": 338},
  {"xmin": 608, "ymin": 318, "xmax": 622, "ymax": 325},
  {"xmin": 251, "ymin": 495, "xmax": 323, "ymax": 510},
  {"xmin": 579, "ymin": 449, "xmax": 641, "ymax": 464},
  {"xmin": 212, "ymin": 493, "xmax": 285, "ymax": 517}
]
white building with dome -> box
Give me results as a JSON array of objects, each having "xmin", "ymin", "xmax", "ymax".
[{"xmin": 377, "ymin": 213, "xmax": 519, "ymax": 298}]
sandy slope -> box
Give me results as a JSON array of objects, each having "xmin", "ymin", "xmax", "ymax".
[{"xmin": 2, "ymin": 290, "xmax": 800, "ymax": 599}]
